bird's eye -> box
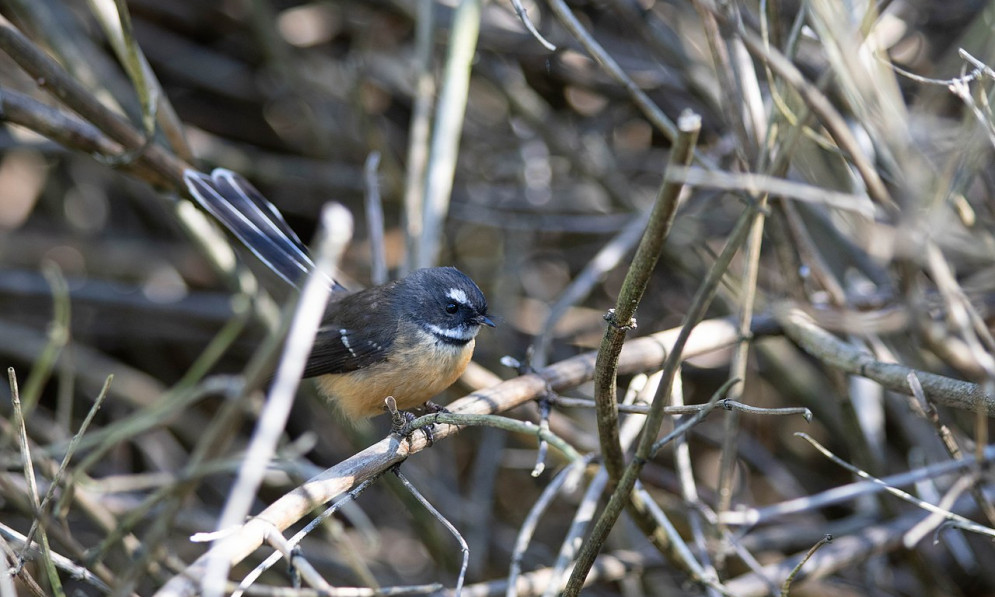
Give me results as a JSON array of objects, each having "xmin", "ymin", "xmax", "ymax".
[{"xmin": 445, "ymin": 302, "xmax": 458, "ymax": 314}]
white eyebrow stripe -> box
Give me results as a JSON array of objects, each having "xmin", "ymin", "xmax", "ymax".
[{"xmin": 447, "ymin": 287, "xmax": 469, "ymax": 305}]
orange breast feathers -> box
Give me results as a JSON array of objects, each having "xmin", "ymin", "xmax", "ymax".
[{"xmin": 315, "ymin": 324, "xmax": 476, "ymax": 419}]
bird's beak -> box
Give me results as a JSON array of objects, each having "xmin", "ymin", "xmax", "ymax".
[{"xmin": 478, "ymin": 314, "xmax": 496, "ymax": 327}]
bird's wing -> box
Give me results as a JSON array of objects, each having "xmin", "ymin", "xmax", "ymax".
[
  {"xmin": 185, "ymin": 168, "xmax": 340, "ymax": 288},
  {"xmin": 305, "ymin": 316, "xmax": 395, "ymax": 375}
]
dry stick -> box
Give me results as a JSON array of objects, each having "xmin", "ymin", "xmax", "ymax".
[
  {"xmin": 549, "ymin": 396, "xmax": 811, "ymax": 419},
  {"xmin": 544, "ymin": 0, "xmax": 678, "ymax": 142},
  {"xmin": 259, "ymin": 526, "xmax": 335, "ymax": 595},
  {"xmin": 631, "ymin": 481, "xmax": 729, "ymax": 595},
  {"xmin": 593, "ymin": 111, "xmax": 700, "ymax": 484},
  {"xmin": 902, "ymin": 473, "xmax": 977, "ymax": 548},
  {"xmin": 777, "ymin": 200, "xmax": 847, "ymax": 305},
  {"xmin": 779, "ymin": 534, "xmax": 831, "ymax": 597},
  {"xmin": 0, "ymin": 535, "xmax": 26, "ymax": 597},
  {"xmin": 905, "ymin": 372, "xmax": 995, "ymax": 526},
  {"xmin": 201, "ymin": 204, "xmax": 353, "ymax": 597},
  {"xmin": 797, "ymin": 433, "xmax": 995, "ymax": 539},
  {"xmin": 671, "ymin": 371, "xmax": 720, "ymax": 595},
  {"xmin": 18, "ymin": 376, "xmax": 111, "ymax": 560},
  {"xmin": 507, "ymin": 457, "xmax": 592, "ymax": 597},
  {"xmin": 0, "ymin": 22, "xmax": 185, "ymax": 185},
  {"xmin": 469, "ymin": 552, "xmax": 649, "ymax": 597},
  {"xmin": 720, "ymin": 442, "xmax": 995, "ymax": 527},
  {"xmin": 716, "ymin": 188, "xmax": 766, "ymax": 580},
  {"xmin": 401, "ymin": 0, "xmax": 435, "ymax": 274},
  {"xmin": 924, "ymin": 241, "xmax": 995, "ymax": 470},
  {"xmin": 0, "ymin": 89, "xmax": 167, "ymax": 186},
  {"xmin": 564, "ymin": 205, "xmax": 760, "ymax": 596},
  {"xmin": 709, "ymin": 10, "xmax": 897, "ymax": 213},
  {"xmin": 777, "ymin": 307, "xmax": 995, "ymax": 413},
  {"xmin": 8, "ymin": 370, "xmax": 64, "ymax": 596},
  {"xmin": 650, "ymin": 380, "xmax": 736, "ymax": 457},
  {"xmin": 724, "ymin": 500, "xmax": 976, "ymax": 597},
  {"xmin": 0, "ymin": 522, "xmax": 106, "ymax": 595},
  {"xmin": 154, "ymin": 314, "xmax": 780, "ymax": 597},
  {"xmin": 393, "ymin": 469, "xmax": 470, "ymax": 596},
  {"xmin": 363, "ymin": 151, "xmax": 388, "ymax": 285},
  {"xmin": 232, "ymin": 477, "xmax": 383, "ymax": 596},
  {"xmin": 626, "ymin": 386, "xmax": 741, "ymax": 595},
  {"xmin": 542, "ymin": 379, "xmax": 650, "ymax": 597},
  {"xmin": 0, "ymin": 23, "xmax": 280, "ymax": 332},
  {"xmin": 509, "ymin": 0, "xmax": 555, "ymax": 50},
  {"xmin": 665, "ymin": 167, "xmax": 875, "ymax": 216},
  {"xmin": 418, "ymin": 0, "xmax": 480, "ymax": 268},
  {"xmin": 405, "ymin": 413, "xmax": 582, "ymax": 463},
  {"xmin": 692, "ymin": 0, "xmax": 755, "ymax": 163}
]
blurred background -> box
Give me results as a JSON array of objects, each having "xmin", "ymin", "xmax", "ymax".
[{"xmin": 1, "ymin": 0, "xmax": 995, "ymax": 595}]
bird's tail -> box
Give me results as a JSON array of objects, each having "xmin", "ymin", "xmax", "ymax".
[{"xmin": 184, "ymin": 168, "xmax": 344, "ymax": 291}]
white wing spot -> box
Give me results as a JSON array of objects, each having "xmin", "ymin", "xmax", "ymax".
[
  {"xmin": 447, "ymin": 287, "xmax": 469, "ymax": 305},
  {"xmin": 339, "ymin": 328, "xmax": 358, "ymax": 357}
]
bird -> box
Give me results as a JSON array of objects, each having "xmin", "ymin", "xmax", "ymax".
[{"xmin": 183, "ymin": 168, "xmax": 494, "ymax": 420}]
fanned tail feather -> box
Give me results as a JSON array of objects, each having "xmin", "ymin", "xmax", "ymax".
[{"xmin": 184, "ymin": 168, "xmax": 343, "ymax": 291}]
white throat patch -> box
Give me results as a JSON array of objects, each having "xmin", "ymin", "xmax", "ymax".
[{"xmin": 423, "ymin": 322, "xmax": 478, "ymax": 342}]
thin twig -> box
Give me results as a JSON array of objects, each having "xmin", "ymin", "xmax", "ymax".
[
  {"xmin": 509, "ymin": 0, "xmax": 555, "ymax": 51},
  {"xmin": 779, "ymin": 534, "xmax": 831, "ymax": 596},
  {"xmin": 544, "ymin": 0, "xmax": 678, "ymax": 141},
  {"xmin": 542, "ymin": 380, "xmax": 647, "ymax": 597},
  {"xmin": 651, "ymin": 377, "xmax": 739, "ymax": 457},
  {"xmin": 549, "ymin": 396, "xmax": 811, "ymax": 420},
  {"xmin": 261, "ymin": 524, "xmax": 335, "ymax": 594},
  {"xmin": 720, "ymin": 441, "xmax": 995, "ymax": 526},
  {"xmin": 404, "ymin": 412, "xmax": 582, "ymax": 463},
  {"xmin": 506, "ymin": 457, "xmax": 591, "ymax": 597},
  {"xmin": 19, "ymin": 376, "xmax": 111, "ymax": 558},
  {"xmin": 665, "ymin": 166, "xmax": 876, "ymax": 216},
  {"xmin": 8, "ymin": 369, "xmax": 64, "ymax": 596},
  {"xmin": 796, "ymin": 433, "xmax": 995, "ymax": 538},
  {"xmin": 392, "ymin": 469, "xmax": 469, "ymax": 596},
  {"xmin": 231, "ymin": 478, "xmax": 379, "ymax": 596},
  {"xmin": 670, "ymin": 370, "xmax": 719, "ymax": 596},
  {"xmin": 0, "ymin": 522, "xmax": 109, "ymax": 594},
  {"xmin": 593, "ymin": 110, "xmax": 700, "ymax": 482}
]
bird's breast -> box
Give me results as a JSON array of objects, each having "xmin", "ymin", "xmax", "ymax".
[{"xmin": 316, "ymin": 328, "xmax": 475, "ymax": 419}]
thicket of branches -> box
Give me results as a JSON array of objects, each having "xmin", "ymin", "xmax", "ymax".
[{"xmin": 0, "ymin": 0, "xmax": 994, "ymax": 595}]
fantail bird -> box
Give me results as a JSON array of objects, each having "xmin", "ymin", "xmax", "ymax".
[{"xmin": 183, "ymin": 168, "xmax": 494, "ymax": 419}]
